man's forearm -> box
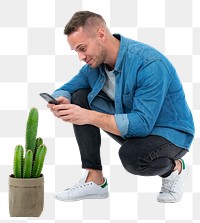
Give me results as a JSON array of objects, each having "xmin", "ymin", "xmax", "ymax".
[
  {"xmin": 88, "ymin": 110, "xmax": 121, "ymax": 136},
  {"xmin": 50, "ymin": 102, "xmax": 122, "ymax": 136}
]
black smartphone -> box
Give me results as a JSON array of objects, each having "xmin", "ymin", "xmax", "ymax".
[{"xmin": 39, "ymin": 93, "xmax": 60, "ymax": 105}]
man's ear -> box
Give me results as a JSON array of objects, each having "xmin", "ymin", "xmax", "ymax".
[{"xmin": 97, "ymin": 28, "xmax": 106, "ymax": 42}]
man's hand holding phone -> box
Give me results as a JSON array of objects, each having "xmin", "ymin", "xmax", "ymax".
[
  {"xmin": 40, "ymin": 92, "xmax": 89, "ymax": 125},
  {"xmin": 39, "ymin": 92, "xmax": 70, "ymax": 117},
  {"xmin": 47, "ymin": 96, "xmax": 70, "ymax": 117}
]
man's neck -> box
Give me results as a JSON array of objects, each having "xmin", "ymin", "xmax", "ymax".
[{"xmin": 104, "ymin": 35, "xmax": 120, "ymax": 70}]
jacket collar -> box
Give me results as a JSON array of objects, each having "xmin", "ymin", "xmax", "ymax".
[{"xmin": 113, "ymin": 34, "xmax": 128, "ymax": 74}]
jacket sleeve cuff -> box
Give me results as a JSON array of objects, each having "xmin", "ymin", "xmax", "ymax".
[
  {"xmin": 114, "ymin": 114, "xmax": 129, "ymax": 137},
  {"xmin": 51, "ymin": 90, "xmax": 71, "ymax": 102}
]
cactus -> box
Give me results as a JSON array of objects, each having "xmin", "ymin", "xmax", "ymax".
[
  {"xmin": 32, "ymin": 144, "xmax": 47, "ymax": 178},
  {"xmin": 23, "ymin": 150, "xmax": 33, "ymax": 178},
  {"xmin": 13, "ymin": 108, "xmax": 47, "ymax": 179},
  {"xmin": 34, "ymin": 137, "xmax": 43, "ymax": 161},
  {"xmin": 13, "ymin": 145, "xmax": 24, "ymax": 178},
  {"xmin": 25, "ymin": 108, "xmax": 38, "ymax": 154}
]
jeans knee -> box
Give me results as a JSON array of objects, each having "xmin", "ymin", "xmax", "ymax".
[
  {"xmin": 118, "ymin": 147, "xmax": 141, "ymax": 175},
  {"xmin": 71, "ymin": 89, "xmax": 90, "ymax": 107}
]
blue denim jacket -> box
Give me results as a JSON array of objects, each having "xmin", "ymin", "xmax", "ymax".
[{"xmin": 52, "ymin": 34, "xmax": 195, "ymax": 150}]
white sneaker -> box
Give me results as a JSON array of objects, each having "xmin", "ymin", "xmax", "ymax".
[
  {"xmin": 157, "ymin": 159, "xmax": 189, "ymax": 203},
  {"xmin": 55, "ymin": 169, "xmax": 109, "ymax": 202}
]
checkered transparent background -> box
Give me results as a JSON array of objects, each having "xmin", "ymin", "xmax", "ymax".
[{"xmin": 0, "ymin": 0, "xmax": 200, "ymax": 222}]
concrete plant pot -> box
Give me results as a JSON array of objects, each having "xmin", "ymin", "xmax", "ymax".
[{"xmin": 9, "ymin": 174, "xmax": 44, "ymax": 217}]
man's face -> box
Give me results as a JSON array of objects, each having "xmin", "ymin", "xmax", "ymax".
[{"xmin": 67, "ymin": 27, "xmax": 106, "ymax": 68}]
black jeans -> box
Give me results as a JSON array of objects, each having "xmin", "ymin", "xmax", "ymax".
[{"xmin": 71, "ymin": 89, "xmax": 187, "ymax": 178}]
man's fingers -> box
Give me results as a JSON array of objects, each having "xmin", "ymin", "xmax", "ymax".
[{"xmin": 56, "ymin": 96, "xmax": 70, "ymax": 104}]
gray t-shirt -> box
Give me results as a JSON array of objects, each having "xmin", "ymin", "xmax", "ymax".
[{"xmin": 102, "ymin": 66, "xmax": 115, "ymax": 101}]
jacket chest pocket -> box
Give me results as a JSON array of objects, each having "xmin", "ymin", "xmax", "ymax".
[{"xmin": 122, "ymin": 93, "xmax": 133, "ymax": 112}]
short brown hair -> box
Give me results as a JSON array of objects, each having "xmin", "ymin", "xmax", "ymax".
[{"xmin": 64, "ymin": 11, "xmax": 106, "ymax": 35}]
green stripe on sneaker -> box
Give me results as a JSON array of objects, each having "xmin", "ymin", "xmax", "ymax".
[
  {"xmin": 180, "ymin": 159, "xmax": 186, "ymax": 170},
  {"xmin": 101, "ymin": 178, "xmax": 108, "ymax": 188}
]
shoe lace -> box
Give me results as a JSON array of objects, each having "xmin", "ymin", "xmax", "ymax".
[
  {"xmin": 161, "ymin": 177, "xmax": 179, "ymax": 193},
  {"xmin": 64, "ymin": 181, "xmax": 93, "ymax": 191}
]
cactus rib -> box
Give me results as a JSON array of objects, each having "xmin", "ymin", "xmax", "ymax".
[
  {"xmin": 34, "ymin": 137, "xmax": 43, "ymax": 161},
  {"xmin": 13, "ymin": 145, "xmax": 24, "ymax": 178},
  {"xmin": 25, "ymin": 107, "xmax": 38, "ymax": 153},
  {"xmin": 23, "ymin": 150, "xmax": 33, "ymax": 178},
  {"xmin": 32, "ymin": 144, "xmax": 47, "ymax": 178}
]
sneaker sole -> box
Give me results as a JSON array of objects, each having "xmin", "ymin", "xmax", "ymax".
[
  {"xmin": 157, "ymin": 195, "xmax": 182, "ymax": 203},
  {"xmin": 55, "ymin": 192, "xmax": 109, "ymax": 202}
]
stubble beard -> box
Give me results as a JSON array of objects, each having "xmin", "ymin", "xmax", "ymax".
[{"xmin": 90, "ymin": 43, "xmax": 106, "ymax": 68}]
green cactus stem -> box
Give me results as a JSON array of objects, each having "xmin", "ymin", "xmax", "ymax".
[
  {"xmin": 34, "ymin": 137, "xmax": 43, "ymax": 161},
  {"xmin": 25, "ymin": 108, "xmax": 38, "ymax": 154},
  {"xmin": 13, "ymin": 145, "xmax": 24, "ymax": 178},
  {"xmin": 23, "ymin": 150, "xmax": 33, "ymax": 178},
  {"xmin": 32, "ymin": 144, "xmax": 47, "ymax": 178},
  {"xmin": 13, "ymin": 108, "xmax": 47, "ymax": 178}
]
